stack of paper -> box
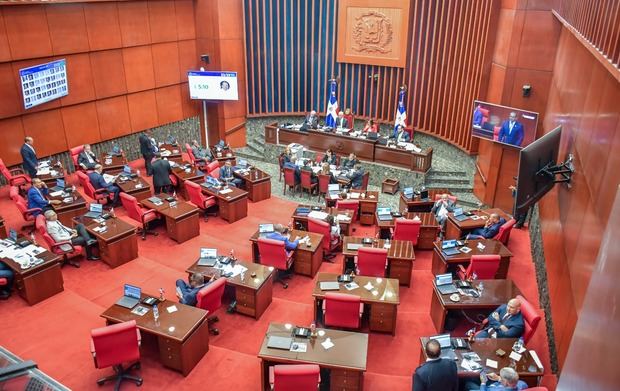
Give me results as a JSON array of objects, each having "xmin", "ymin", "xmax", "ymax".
[{"xmin": 308, "ymin": 211, "xmax": 328, "ymax": 220}]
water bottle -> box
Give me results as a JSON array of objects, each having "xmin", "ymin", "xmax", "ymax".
[
  {"xmin": 153, "ymin": 304, "xmax": 160, "ymax": 322},
  {"xmin": 310, "ymin": 322, "xmax": 317, "ymax": 338},
  {"xmin": 172, "ymin": 190, "xmax": 177, "ymax": 199}
]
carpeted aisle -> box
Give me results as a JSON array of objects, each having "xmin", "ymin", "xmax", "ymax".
[{"xmin": 0, "ymin": 172, "xmax": 556, "ymax": 390}]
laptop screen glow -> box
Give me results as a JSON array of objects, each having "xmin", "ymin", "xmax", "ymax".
[
  {"xmin": 89, "ymin": 203, "xmax": 103, "ymax": 214},
  {"xmin": 377, "ymin": 207, "xmax": 391, "ymax": 215},
  {"xmin": 56, "ymin": 178, "xmax": 65, "ymax": 188},
  {"xmin": 328, "ymin": 184, "xmax": 339, "ymax": 192},
  {"xmin": 436, "ymin": 273, "xmax": 453, "ymax": 286},
  {"xmin": 453, "ymin": 207, "xmax": 463, "ymax": 216},
  {"xmin": 123, "ymin": 165, "xmax": 132, "ymax": 174},
  {"xmin": 259, "ymin": 224, "xmax": 274, "ymax": 233},
  {"xmin": 124, "ymin": 284, "xmax": 141, "ymax": 299},
  {"xmin": 430, "ymin": 334, "xmax": 451, "ymax": 349},
  {"xmin": 200, "ymin": 248, "xmax": 217, "ymax": 258}
]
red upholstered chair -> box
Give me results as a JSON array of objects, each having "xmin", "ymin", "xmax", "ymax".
[
  {"xmin": 479, "ymin": 108, "xmax": 490, "ymax": 125},
  {"xmin": 185, "ymin": 181, "xmax": 217, "ymax": 221},
  {"xmin": 283, "ymin": 167, "xmax": 299, "ymax": 196},
  {"xmin": 69, "ymin": 145, "xmax": 84, "ymax": 171},
  {"xmin": 457, "ymin": 254, "xmax": 500, "ymax": 280},
  {"xmin": 404, "ymin": 127, "xmax": 414, "ymax": 140},
  {"xmin": 90, "ymin": 320, "xmax": 142, "ymax": 389},
  {"xmin": 526, "ymin": 388, "xmax": 548, "ymax": 391},
  {"xmin": 315, "ymin": 154, "xmax": 324, "ymax": 164},
  {"xmin": 317, "ymin": 174, "xmax": 330, "ymax": 201},
  {"xmin": 516, "ymin": 294, "xmax": 542, "ymax": 344},
  {"xmin": 119, "ymin": 193, "xmax": 158, "ymax": 240},
  {"xmin": 360, "ymin": 171, "xmax": 369, "ymax": 191},
  {"xmin": 35, "ymin": 215, "xmax": 83, "ymax": 268},
  {"xmin": 278, "ymin": 155, "xmax": 285, "ymax": 182},
  {"xmin": 10, "ymin": 187, "xmax": 39, "ymax": 232},
  {"xmin": 211, "ymin": 167, "xmax": 221, "ymax": 179},
  {"xmin": 300, "ymin": 170, "xmax": 317, "ymax": 198},
  {"xmin": 269, "ymin": 364, "xmax": 320, "ymax": 391},
  {"xmin": 0, "ymin": 158, "xmax": 31, "ymax": 191},
  {"xmin": 343, "ymin": 113, "xmax": 354, "ymax": 128},
  {"xmin": 168, "ymin": 174, "xmax": 178, "ymax": 189},
  {"xmin": 77, "ymin": 171, "xmax": 111, "ymax": 204},
  {"xmin": 196, "ymin": 277, "xmax": 227, "ymax": 335},
  {"xmin": 391, "ymin": 218, "xmax": 421, "ymax": 246},
  {"xmin": 308, "ymin": 217, "xmax": 339, "ymax": 260},
  {"xmin": 434, "ymin": 193, "xmax": 458, "ymax": 204},
  {"xmin": 257, "ymin": 238, "xmax": 294, "ymax": 289},
  {"xmin": 493, "ymin": 126, "xmax": 501, "ymax": 141},
  {"xmin": 336, "ymin": 199, "xmax": 359, "ymax": 221},
  {"xmin": 323, "ymin": 292, "xmax": 363, "ymax": 329},
  {"xmin": 494, "ymin": 218, "xmax": 517, "ymax": 245},
  {"xmin": 185, "ymin": 143, "xmax": 208, "ymax": 169},
  {"xmin": 356, "ymin": 247, "xmax": 387, "ymax": 277},
  {"xmin": 206, "ymin": 160, "xmax": 220, "ymax": 174}
]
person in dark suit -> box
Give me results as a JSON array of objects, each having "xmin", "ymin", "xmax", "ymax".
[
  {"xmin": 473, "ymin": 105, "xmax": 484, "ymax": 126},
  {"xmin": 266, "ymin": 224, "xmax": 299, "ymax": 251},
  {"xmin": 497, "ymin": 112, "xmax": 524, "ymax": 146},
  {"xmin": 20, "ymin": 136, "xmax": 38, "ymax": 177},
  {"xmin": 77, "ymin": 144, "xmax": 99, "ymax": 170},
  {"xmin": 88, "ymin": 164, "xmax": 120, "ymax": 206},
  {"xmin": 348, "ymin": 164, "xmax": 364, "ymax": 189},
  {"xmin": 300, "ymin": 161, "xmax": 318, "ymax": 184},
  {"xmin": 302, "ymin": 110, "xmax": 319, "ymax": 129},
  {"xmin": 139, "ymin": 130, "xmax": 157, "ymax": 176},
  {"xmin": 27, "ymin": 178, "xmax": 61, "ymax": 216},
  {"xmin": 321, "ymin": 149, "xmax": 337, "ymax": 166},
  {"xmin": 151, "ymin": 157, "xmax": 172, "ymax": 194},
  {"xmin": 283, "ymin": 156, "xmax": 301, "ymax": 184},
  {"xmin": 394, "ymin": 125, "xmax": 411, "ymax": 142},
  {"xmin": 176, "ymin": 272, "xmax": 213, "ymax": 307},
  {"xmin": 335, "ymin": 111, "xmax": 349, "ymax": 129},
  {"xmin": 220, "ymin": 160, "xmax": 243, "ymax": 187},
  {"xmin": 412, "ymin": 339, "xmax": 458, "ymax": 391},
  {"xmin": 342, "ymin": 153, "xmax": 358, "ymax": 170},
  {"xmin": 191, "ymin": 140, "xmax": 213, "ymax": 162},
  {"xmin": 466, "ymin": 213, "xmax": 506, "ymax": 240},
  {"xmin": 477, "ymin": 298, "xmax": 525, "ymax": 339}
]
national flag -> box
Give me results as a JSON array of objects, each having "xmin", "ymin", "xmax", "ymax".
[
  {"xmin": 325, "ymin": 80, "xmax": 338, "ymax": 127},
  {"xmin": 393, "ymin": 89, "xmax": 407, "ymax": 137}
]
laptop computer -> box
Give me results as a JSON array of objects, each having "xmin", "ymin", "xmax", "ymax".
[
  {"xmin": 429, "ymin": 334, "xmax": 458, "ymax": 360},
  {"xmin": 238, "ymin": 158, "xmax": 248, "ymax": 168},
  {"xmin": 50, "ymin": 178, "xmax": 65, "ymax": 192},
  {"xmin": 115, "ymin": 284, "xmax": 141, "ymax": 309},
  {"xmin": 328, "ymin": 184, "xmax": 340, "ymax": 197},
  {"xmin": 267, "ymin": 335, "xmax": 293, "ymax": 350},
  {"xmin": 452, "ymin": 207, "xmax": 469, "ymax": 222},
  {"xmin": 346, "ymin": 243, "xmax": 363, "ymax": 251},
  {"xmin": 84, "ymin": 203, "xmax": 104, "ymax": 219},
  {"xmin": 403, "ymin": 187, "xmax": 414, "ymax": 199},
  {"xmin": 320, "ymin": 281, "xmax": 340, "ymax": 291},
  {"xmin": 377, "ymin": 207, "xmax": 393, "ymax": 221},
  {"xmin": 258, "ymin": 223, "xmax": 275, "ymax": 238},
  {"xmin": 197, "ymin": 248, "xmax": 218, "ymax": 267},
  {"xmin": 435, "ymin": 273, "xmax": 458, "ymax": 295}
]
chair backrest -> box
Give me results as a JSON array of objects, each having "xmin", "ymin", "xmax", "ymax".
[
  {"xmin": 516, "ymin": 294, "xmax": 541, "ymax": 344},
  {"xmin": 91, "ymin": 320, "xmax": 140, "ymax": 369},
  {"xmin": 434, "ymin": 193, "xmax": 458, "ymax": 203},
  {"xmin": 278, "ymin": 154, "xmax": 285, "ymax": 169},
  {"xmin": 9, "ymin": 186, "xmax": 20, "ymax": 201},
  {"xmin": 185, "ymin": 181, "xmax": 206, "ymax": 209},
  {"xmin": 257, "ymin": 238, "xmax": 289, "ymax": 270},
  {"xmin": 343, "ymin": 113, "xmax": 354, "ymax": 127},
  {"xmin": 196, "ymin": 277, "xmax": 227, "ymax": 313},
  {"xmin": 404, "ymin": 127, "xmax": 414, "ymax": 140},
  {"xmin": 494, "ymin": 218, "xmax": 517, "ymax": 245},
  {"xmin": 0, "ymin": 159, "xmax": 13, "ymax": 181},
  {"xmin": 308, "ymin": 218, "xmax": 330, "ymax": 252},
  {"xmin": 361, "ymin": 171, "xmax": 369, "ymax": 190},
  {"xmin": 211, "ymin": 167, "xmax": 220, "ymax": 179},
  {"xmin": 300, "ymin": 170, "xmax": 313, "ymax": 187},
  {"xmin": 185, "ymin": 143, "xmax": 196, "ymax": 164},
  {"xmin": 77, "ymin": 171, "xmax": 95, "ymax": 198},
  {"xmin": 315, "ymin": 154, "xmax": 323, "ymax": 163},
  {"xmin": 317, "ymin": 174, "xmax": 330, "ymax": 194},
  {"xmin": 35, "ymin": 215, "xmax": 56, "ymax": 250},
  {"xmin": 273, "ymin": 364, "xmax": 320, "ymax": 391},
  {"xmin": 14, "ymin": 196, "xmax": 32, "ymax": 219},
  {"xmin": 336, "ymin": 199, "xmax": 359, "ymax": 221},
  {"xmin": 526, "ymin": 388, "xmax": 548, "ymax": 391},
  {"xmin": 284, "ymin": 167, "xmax": 296, "ymax": 186},
  {"xmin": 467, "ymin": 254, "xmax": 501, "ymax": 279},
  {"xmin": 324, "ymin": 292, "xmax": 361, "ymax": 329},
  {"xmin": 70, "ymin": 145, "xmax": 84, "ymax": 169},
  {"xmin": 120, "ymin": 193, "xmax": 143, "ymax": 223},
  {"xmin": 393, "ymin": 219, "xmax": 421, "ymax": 245},
  {"xmin": 357, "ymin": 247, "xmax": 388, "ymax": 277},
  {"xmin": 206, "ymin": 161, "xmax": 220, "ymax": 173}
]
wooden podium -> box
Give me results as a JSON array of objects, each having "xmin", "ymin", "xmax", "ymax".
[{"xmin": 473, "ymin": 138, "xmax": 520, "ymax": 212}]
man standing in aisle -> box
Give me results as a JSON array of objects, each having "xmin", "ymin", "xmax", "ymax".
[{"xmin": 20, "ymin": 136, "xmax": 38, "ymax": 177}]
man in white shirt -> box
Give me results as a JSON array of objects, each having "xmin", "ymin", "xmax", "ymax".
[
  {"xmin": 44, "ymin": 210, "xmax": 99, "ymax": 261},
  {"xmin": 431, "ymin": 194, "xmax": 455, "ymax": 235}
]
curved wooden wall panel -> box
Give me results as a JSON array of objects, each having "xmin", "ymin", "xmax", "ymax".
[{"xmin": 244, "ymin": 0, "xmax": 498, "ymax": 152}]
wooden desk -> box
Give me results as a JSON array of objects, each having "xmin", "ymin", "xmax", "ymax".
[
  {"xmin": 445, "ymin": 208, "xmax": 512, "ymax": 240},
  {"xmin": 140, "ymin": 198, "xmax": 200, "ymax": 243},
  {"xmin": 158, "ymin": 143, "xmax": 183, "ymax": 164},
  {"xmin": 37, "ymin": 166, "xmax": 66, "ymax": 188},
  {"xmin": 0, "ymin": 242, "xmax": 63, "ymax": 305},
  {"xmin": 116, "ymin": 176, "xmax": 151, "ymax": 202},
  {"xmin": 342, "ymin": 236, "xmax": 415, "ymax": 286},
  {"xmin": 74, "ymin": 215, "xmax": 138, "ymax": 268},
  {"xmin": 431, "ymin": 239, "xmax": 513, "ymax": 278},
  {"xmin": 211, "ymin": 146, "xmax": 236, "ymax": 166},
  {"xmin": 186, "ymin": 260, "xmax": 274, "ymax": 320},
  {"xmin": 419, "ymin": 337, "xmax": 544, "ymax": 386},
  {"xmin": 258, "ymin": 322, "xmax": 368, "ymax": 391},
  {"xmin": 375, "ymin": 212, "xmax": 440, "ymax": 249},
  {"xmin": 374, "ymin": 144, "xmax": 433, "ymax": 173},
  {"xmin": 101, "ymin": 296, "xmax": 209, "ymax": 376},
  {"xmin": 48, "ymin": 191, "xmax": 87, "ymax": 227},
  {"xmin": 312, "ymin": 272, "xmax": 400, "ymax": 335},
  {"xmin": 429, "ymin": 279, "xmax": 521, "ymax": 332},
  {"xmin": 399, "ymin": 188, "xmax": 451, "ymax": 213},
  {"xmin": 100, "ymin": 153, "xmax": 127, "ymax": 174},
  {"xmin": 0, "ymin": 216, "xmax": 6, "ymax": 239},
  {"xmin": 200, "ymin": 184, "xmax": 248, "ymax": 223},
  {"xmin": 171, "ymin": 166, "xmax": 205, "ymax": 199},
  {"xmin": 292, "ymin": 205, "xmax": 353, "ymax": 237},
  {"xmin": 249, "ymin": 229, "xmax": 324, "ymax": 277},
  {"xmin": 326, "ymin": 190, "xmax": 379, "ymax": 225},
  {"xmin": 234, "ymin": 167, "xmax": 271, "ymax": 202}
]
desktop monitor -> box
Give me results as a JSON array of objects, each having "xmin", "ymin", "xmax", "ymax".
[{"xmin": 471, "ymin": 100, "xmax": 539, "ymax": 148}]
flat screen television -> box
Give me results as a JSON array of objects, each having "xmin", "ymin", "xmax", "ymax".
[
  {"xmin": 514, "ymin": 126, "xmax": 563, "ymax": 215},
  {"xmin": 187, "ymin": 71, "xmax": 239, "ymax": 101},
  {"xmin": 471, "ymin": 100, "xmax": 539, "ymax": 148},
  {"xmin": 19, "ymin": 59, "xmax": 68, "ymax": 110}
]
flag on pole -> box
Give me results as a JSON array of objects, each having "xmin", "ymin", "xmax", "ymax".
[
  {"xmin": 393, "ymin": 89, "xmax": 407, "ymax": 137},
  {"xmin": 325, "ymin": 80, "xmax": 338, "ymax": 127}
]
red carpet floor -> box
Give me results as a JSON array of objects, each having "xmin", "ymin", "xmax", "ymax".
[{"xmin": 0, "ymin": 165, "xmax": 557, "ymax": 390}]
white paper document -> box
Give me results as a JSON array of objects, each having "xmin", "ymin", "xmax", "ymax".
[
  {"xmin": 308, "ymin": 211, "xmax": 328, "ymax": 220},
  {"xmin": 509, "ymin": 351, "xmax": 522, "ymax": 361},
  {"xmin": 321, "ymin": 338, "xmax": 334, "ymax": 350},
  {"xmin": 166, "ymin": 305, "xmax": 178, "ymax": 313},
  {"xmin": 485, "ymin": 359, "xmax": 498, "ymax": 369}
]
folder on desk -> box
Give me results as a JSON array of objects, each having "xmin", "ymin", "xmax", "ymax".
[
  {"xmin": 267, "ymin": 336, "xmax": 293, "ymax": 350},
  {"xmin": 346, "ymin": 243, "xmax": 363, "ymax": 251},
  {"xmin": 320, "ymin": 281, "xmax": 340, "ymax": 291}
]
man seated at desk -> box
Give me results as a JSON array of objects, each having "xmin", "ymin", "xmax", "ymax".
[
  {"xmin": 465, "ymin": 213, "xmax": 506, "ymax": 240},
  {"xmin": 413, "ymin": 339, "xmax": 458, "ymax": 391},
  {"xmin": 283, "ymin": 156, "xmax": 301, "ymax": 184},
  {"xmin": 321, "ymin": 148, "xmax": 337, "ymax": 166},
  {"xmin": 393, "ymin": 125, "xmax": 411, "ymax": 143},
  {"xmin": 176, "ymin": 272, "xmax": 214, "ymax": 307},
  {"xmin": 27, "ymin": 178, "xmax": 61, "ymax": 216},
  {"xmin": 347, "ymin": 164, "xmax": 365, "ymax": 190},
  {"xmin": 191, "ymin": 140, "xmax": 213, "ymax": 163},
  {"xmin": 0, "ymin": 261, "xmax": 14, "ymax": 300},
  {"xmin": 267, "ymin": 224, "xmax": 299, "ymax": 251},
  {"xmin": 302, "ymin": 110, "xmax": 319, "ymax": 130},
  {"xmin": 77, "ymin": 144, "xmax": 99, "ymax": 170},
  {"xmin": 466, "ymin": 367, "xmax": 528, "ymax": 391},
  {"xmin": 88, "ymin": 164, "xmax": 121, "ymax": 206},
  {"xmin": 476, "ymin": 298, "xmax": 524, "ymax": 339},
  {"xmin": 335, "ymin": 111, "xmax": 349, "ymax": 130},
  {"xmin": 300, "ymin": 161, "xmax": 318, "ymax": 184},
  {"xmin": 342, "ymin": 153, "xmax": 358, "ymax": 170},
  {"xmin": 151, "ymin": 156, "xmax": 172, "ymax": 194},
  {"xmin": 431, "ymin": 194, "xmax": 455, "ymax": 235},
  {"xmin": 44, "ymin": 210, "xmax": 99, "ymax": 261},
  {"xmin": 220, "ymin": 160, "xmax": 243, "ymax": 187}
]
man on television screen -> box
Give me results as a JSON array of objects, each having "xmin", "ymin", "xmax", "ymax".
[{"xmin": 498, "ymin": 112, "xmax": 524, "ymax": 146}]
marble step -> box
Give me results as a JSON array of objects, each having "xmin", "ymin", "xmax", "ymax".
[
  {"xmin": 424, "ymin": 182, "xmax": 474, "ymax": 193},
  {"xmin": 424, "ymin": 175, "xmax": 471, "ymax": 185},
  {"xmin": 426, "ymin": 169, "xmax": 469, "ymax": 178}
]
